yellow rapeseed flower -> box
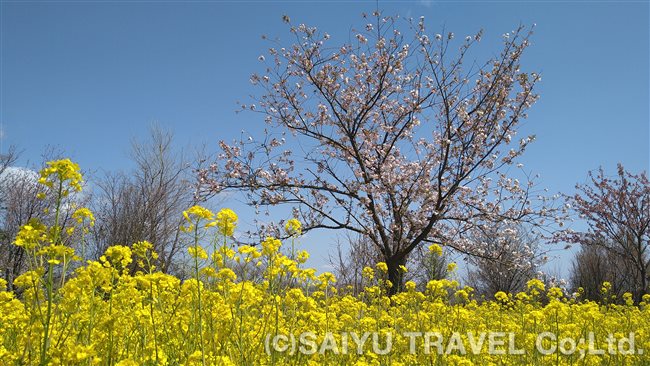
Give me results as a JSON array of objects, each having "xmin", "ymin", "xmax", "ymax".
[
  {"xmin": 182, "ymin": 206, "xmax": 216, "ymax": 233},
  {"xmin": 447, "ymin": 262, "xmax": 457, "ymax": 272},
  {"xmin": 72, "ymin": 207, "xmax": 95, "ymax": 227},
  {"xmin": 376, "ymin": 262, "xmax": 388, "ymax": 273},
  {"xmin": 101, "ymin": 245, "xmax": 133, "ymax": 269},
  {"xmin": 216, "ymin": 208, "xmax": 238, "ymax": 236},
  {"xmin": 284, "ymin": 218, "xmax": 302, "ymax": 236},
  {"xmin": 188, "ymin": 245, "xmax": 208, "ymax": 260},
  {"xmin": 428, "ymin": 243, "xmax": 443, "ymax": 256},
  {"xmin": 38, "ymin": 158, "xmax": 83, "ymax": 195},
  {"xmin": 14, "ymin": 219, "xmax": 49, "ymax": 250},
  {"xmin": 261, "ymin": 237, "xmax": 281, "ymax": 256}
]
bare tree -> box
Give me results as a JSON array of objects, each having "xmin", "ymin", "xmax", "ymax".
[
  {"xmin": 91, "ymin": 127, "xmax": 199, "ymax": 273},
  {"xmin": 569, "ymin": 243, "xmax": 635, "ymax": 301},
  {"xmin": 201, "ymin": 14, "xmax": 563, "ymax": 293},
  {"xmin": 0, "ymin": 148, "xmax": 86, "ymax": 291},
  {"xmin": 0, "ymin": 145, "xmax": 18, "ymax": 182},
  {"xmin": 0, "ymin": 146, "xmax": 19, "ymax": 217},
  {"xmin": 0, "ymin": 169, "xmax": 43, "ymax": 291},
  {"xmin": 0, "ymin": 147, "xmax": 25, "ymax": 290},
  {"xmin": 560, "ymin": 165, "xmax": 649, "ymax": 301},
  {"xmin": 465, "ymin": 222, "xmax": 541, "ymax": 298},
  {"xmin": 330, "ymin": 233, "xmax": 383, "ymax": 294}
]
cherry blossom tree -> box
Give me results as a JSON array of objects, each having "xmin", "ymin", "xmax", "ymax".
[
  {"xmin": 200, "ymin": 13, "xmax": 563, "ymax": 293},
  {"xmin": 561, "ymin": 165, "xmax": 650, "ymax": 301},
  {"xmin": 466, "ymin": 222, "xmax": 543, "ymax": 298}
]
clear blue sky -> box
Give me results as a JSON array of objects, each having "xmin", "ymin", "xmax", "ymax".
[{"xmin": 1, "ymin": 0, "xmax": 648, "ymax": 275}]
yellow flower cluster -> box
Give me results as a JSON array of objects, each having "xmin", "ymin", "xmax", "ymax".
[
  {"xmin": 181, "ymin": 206, "xmax": 238, "ymax": 238},
  {"xmin": 285, "ymin": 218, "xmax": 302, "ymax": 236},
  {"xmin": 100, "ymin": 245, "xmax": 132, "ymax": 270},
  {"xmin": 2, "ymin": 160, "xmax": 649, "ymax": 365},
  {"xmin": 188, "ymin": 245, "xmax": 208, "ymax": 260},
  {"xmin": 37, "ymin": 158, "xmax": 83, "ymax": 196},
  {"xmin": 428, "ymin": 243, "xmax": 443, "ymax": 256},
  {"xmin": 216, "ymin": 208, "xmax": 238, "ymax": 237},
  {"xmin": 72, "ymin": 207, "xmax": 95, "ymax": 226},
  {"xmin": 14, "ymin": 218, "xmax": 49, "ymax": 250},
  {"xmin": 376, "ymin": 262, "xmax": 388, "ymax": 273},
  {"xmin": 261, "ymin": 236, "xmax": 282, "ymax": 256}
]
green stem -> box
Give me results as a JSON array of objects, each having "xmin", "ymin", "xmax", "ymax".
[
  {"xmin": 40, "ymin": 179, "xmax": 63, "ymax": 366},
  {"xmin": 194, "ymin": 225, "xmax": 206, "ymax": 366},
  {"xmin": 150, "ymin": 281, "xmax": 159, "ymax": 364}
]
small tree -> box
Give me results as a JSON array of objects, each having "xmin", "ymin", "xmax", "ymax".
[
  {"xmin": 561, "ymin": 165, "xmax": 649, "ymax": 302},
  {"xmin": 330, "ymin": 233, "xmax": 383, "ymax": 295},
  {"xmin": 569, "ymin": 242, "xmax": 635, "ymax": 301},
  {"xmin": 201, "ymin": 14, "xmax": 562, "ymax": 293},
  {"xmin": 466, "ymin": 222, "xmax": 541, "ymax": 298}
]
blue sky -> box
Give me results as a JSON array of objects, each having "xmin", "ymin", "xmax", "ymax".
[{"xmin": 1, "ymin": 0, "xmax": 648, "ymax": 275}]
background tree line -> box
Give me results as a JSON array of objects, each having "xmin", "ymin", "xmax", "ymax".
[
  {"xmin": 0, "ymin": 127, "xmax": 202, "ymax": 291},
  {"xmin": 1, "ymin": 129, "xmax": 647, "ymax": 301}
]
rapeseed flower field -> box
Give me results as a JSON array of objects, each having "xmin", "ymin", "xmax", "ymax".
[{"xmin": 1, "ymin": 159, "xmax": 648, "ymax": 365}]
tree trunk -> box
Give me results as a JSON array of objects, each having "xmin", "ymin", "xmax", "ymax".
[
  {"xmin": 639, "ymin": 263, "xmax": 648, "ymax": 303},
  {"xmin": 386, "ymin": 254, "xmax": 406, "ymax": 296},
  {"xmin": 634, "ymin": 237, "xmax": 648, "ymax": 303}
]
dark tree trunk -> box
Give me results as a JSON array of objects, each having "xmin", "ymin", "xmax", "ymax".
[
  {"xmin": 386, "ymin": 254, "xmax": 406, "ymax": 296},
  {"xmin": 639, "ymin": 264, "xmax": 648, "ymax": 303}
]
